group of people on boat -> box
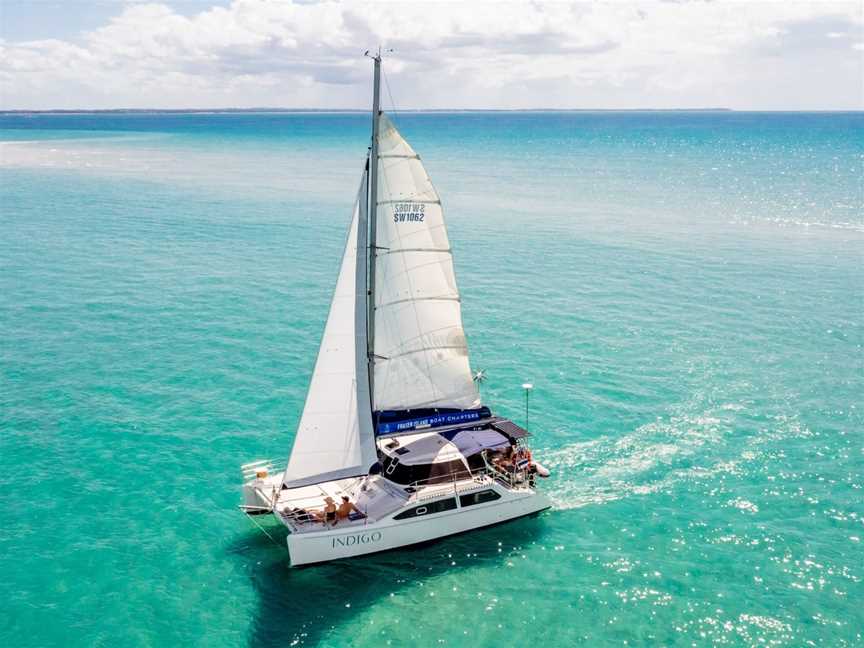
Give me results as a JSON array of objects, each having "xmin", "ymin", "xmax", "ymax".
[
  {"xmin": 314, "ymin": 495, "xmax": 364, "ymax": 526},
  {"xmin": 490, "ymin": 442, "xmax": 550, "ymax": 483},
  {"xmin": 491, "ymin": 443, "xmax": 531, "ymax": 472}
]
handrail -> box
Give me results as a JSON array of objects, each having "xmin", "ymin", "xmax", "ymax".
[
  {"xmin": 480, "ymin": 450, "xmax": 533, "ymax": 489},
  {"xmin": 403, "ymin": 468, "xmax": 477, "ymax": 492},
  {"xmin": 401, "ymin": 458, "xmax": 531, "ymax": 502},
  {"xmin": 274, "ymin": 464, "xmax": 533, "ymax": 534}
]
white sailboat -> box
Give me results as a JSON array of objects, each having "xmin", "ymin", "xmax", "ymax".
[{"xmin": 240, "ymin": 53, "xmax": 550, "ymax": 566}]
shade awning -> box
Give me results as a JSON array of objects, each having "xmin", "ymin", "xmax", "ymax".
[
  {"xmin": 490, "ymin": 419, "xmax": 531, "ymax": 440},
  {"xmin": 442, "ymin": 428, "xmax": 509, "ymax": 456}
]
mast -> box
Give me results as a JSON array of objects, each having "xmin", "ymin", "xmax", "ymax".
[{"xmin": 367, "ymin": 50, "xmax": 382, "ymax": 414}]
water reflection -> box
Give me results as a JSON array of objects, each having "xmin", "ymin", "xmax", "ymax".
[{"xmin": 232, "ymin": 514, "xmax": 548, "ymax": 647}]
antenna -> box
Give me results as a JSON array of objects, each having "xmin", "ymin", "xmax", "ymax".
[
  {"xmin": 364, "ymin": 46, "xmax": 394, "ymax": 61},
  {"xmin": 521, "ymin": 382, "xmax": 534, "ymax": 431}
]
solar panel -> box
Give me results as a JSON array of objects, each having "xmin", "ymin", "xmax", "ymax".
[{"xmin": 491, "ymin": 419, "xmax": 531, "ymax": 439}]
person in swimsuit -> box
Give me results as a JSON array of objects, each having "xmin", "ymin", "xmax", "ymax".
[
  {"xmin": 317, "ymin": 496, "xmax": 337, "ymax": 525},
  {"xmin": 494, "ymin": 444, "xmax": 516, "ymax": 472},
  {"xmin": 336, "ymin": 495, "xmax": 363, "ymax": 524}
]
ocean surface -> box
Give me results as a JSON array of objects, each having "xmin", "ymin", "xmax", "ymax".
[{"xmin": 1, "ymin": 111, "xmax": 862, "ymax": 647}]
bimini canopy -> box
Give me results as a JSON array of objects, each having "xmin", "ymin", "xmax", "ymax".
[
  {"xmin": 439, "ymin": 428, "xmax": 510, "ymax": 457},
  {"xmin": 379, "ymin": 428, "xmax": 510, "ymax": 485},
  {"xmin": 387, "ymin": 431, "xmax": 467, "ymax": 466},
  {"xmin": 379, "ymin": 431, "xmax": 469, "ymax": 486}
]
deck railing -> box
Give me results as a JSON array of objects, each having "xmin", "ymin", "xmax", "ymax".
[
  {"xmin": 404, "ymin": 454, "xmax": 533, "ymax": 502},
  {"xmin": 245, "ymin": 452, "xmax": 534, "ymax": 532}
]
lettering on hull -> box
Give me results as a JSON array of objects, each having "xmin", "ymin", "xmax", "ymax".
[{"xmin": 332, "ymin": 531, "xmax": 383, "ymax": 549}]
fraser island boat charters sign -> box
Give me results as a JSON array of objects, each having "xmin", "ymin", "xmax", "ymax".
[{"xmin": 377, "ymin": 409, "xmax": 486, "ymax": 434}]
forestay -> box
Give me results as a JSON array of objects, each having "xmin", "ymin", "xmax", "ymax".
[
  {"xmin": 282, "ymin": 172, "xmax": 377, "ymax": 488},
  {"xmin": 372, "ymin": 114, "xmax": 480, "ymax": 412}
]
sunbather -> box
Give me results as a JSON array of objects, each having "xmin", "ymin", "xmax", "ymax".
[
  {"xmin": 336, "ymin": 495, "xmax": 363, "ymax": 523},
  {"xmin": 315, "ymin": 496, "xmax": 337, "ymax": 525},
  {"xmin": 493, "ymin": 444, "xmax": 516, "ymax": 472}
]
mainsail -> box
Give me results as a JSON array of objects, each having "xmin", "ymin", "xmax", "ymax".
[
  {"xmin": 370, "ymin": 114, "xmax": 480, "ymax": 412},
  {"xmin": 282, "ymin": 171, "xmax": 377, "ymax": 488}
]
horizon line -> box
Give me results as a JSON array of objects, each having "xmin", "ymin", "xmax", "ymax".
[{"xmin": 2, "ymin": 107, "xmax": 863, "ymax": 115}]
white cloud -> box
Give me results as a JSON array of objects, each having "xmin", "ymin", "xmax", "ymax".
[{"xmin": 1, "ymin": 0, "xmax": 862, "ymax": 109}]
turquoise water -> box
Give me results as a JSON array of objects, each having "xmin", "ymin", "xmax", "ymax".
[{"xmin": 1, "ymin": 112, "xmax": 862, "ymax": 646}]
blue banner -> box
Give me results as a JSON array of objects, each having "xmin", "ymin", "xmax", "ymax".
[{"xmin": 377, "ymin": 409, "xmax": 485, "ymax": 435}]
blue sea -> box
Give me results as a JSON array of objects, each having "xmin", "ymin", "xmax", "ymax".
[{"xmin": 1, "ymin": 111, "xmax": 862, "ymax": 647}]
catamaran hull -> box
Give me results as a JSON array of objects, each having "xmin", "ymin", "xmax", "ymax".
[{"xmin": 285, "ymin": 490, "xmax": 550, "ymax": 567}]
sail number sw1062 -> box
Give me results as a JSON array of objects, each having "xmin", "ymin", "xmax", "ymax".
[{"xmin": 393, "ymin": 202, "xmax": 425, "ymax": 223}]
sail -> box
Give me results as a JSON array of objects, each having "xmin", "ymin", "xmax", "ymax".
[
  {"xmin": 282, "ymin": 171, "xmax": 377, "ymax": 488},
  {"xmin": 371, "ymin": 114, "xmax": 480, "ymax": 412}
]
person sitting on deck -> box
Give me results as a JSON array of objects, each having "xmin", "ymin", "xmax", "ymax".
[
  {"xmin": 315, "ymin": 496, "xmax": 337, "ymax": 525},
  {"xmin": 493, "ymin": 444, "xmax": 517, "ymax": 472},
  {"xmin": 514, "ymin": 446, "xmax": 533, "ymax": 479},
  {"xmin": 335, "ymin": 495, "xmax": 364, "ymax": 524}
]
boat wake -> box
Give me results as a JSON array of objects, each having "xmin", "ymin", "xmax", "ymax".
[
  {"xmin": 729, "ymin": 214, "xmax": 864, "ymax": 234},
  {"xmin": 539, "ymin": 401, "xmax": 809, "ymax": 512}
]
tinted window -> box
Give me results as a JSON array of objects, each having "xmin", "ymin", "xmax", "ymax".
[
  {"xmin": 393, "ymin": 498, "xmax": 457, "ymax": 520},
  {"xmin": 381, "ymin": 455, "xmax": 469, "ymax": 485},
  {"xmin": 459, "ymin": 489, "xmax": 501, "ymax": 507}
]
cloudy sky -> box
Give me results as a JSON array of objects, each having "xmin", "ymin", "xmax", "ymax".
[{"xmin": 1, "ymin": 0, "xmax": 862, "ymax": 110}]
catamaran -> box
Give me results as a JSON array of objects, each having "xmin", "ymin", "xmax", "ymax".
[{"xmin": 240, "ymin": 52, "xmax": 550, "ymax": 566}]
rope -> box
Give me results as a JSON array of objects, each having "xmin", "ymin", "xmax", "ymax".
[
  {"xmin": 382, "ymin": 68, "xmax": 400, "ymax": 125},
  {"xmin": 244, "ymin": 512, "xmax": 287, "ymax": 551}
]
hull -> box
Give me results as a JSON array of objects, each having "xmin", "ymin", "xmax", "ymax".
[{"xmin": 286, "ymin": 489, "xmax": 550, "ymax": 567}]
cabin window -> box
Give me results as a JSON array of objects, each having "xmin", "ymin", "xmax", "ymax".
[
  {"xmin": 393, "ymin": 498, "xmax": 457, "ymax": 520},
  {"xmin": 459, "ymin": 489, "xmax": 501, "ymax": 507},
  {"xmin": 381, "ymin": 455, "xmax": 469, "ymax": 486},
  {"xmin": 384, "ymin": 457, "xmax": 399, "ymax": 475}
]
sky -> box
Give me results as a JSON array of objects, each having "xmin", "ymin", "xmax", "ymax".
[{"xmin": 0, "ymin": 0, "xmax": 862, "ymax": 110}]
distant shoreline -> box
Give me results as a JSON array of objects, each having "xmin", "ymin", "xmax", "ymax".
[
  {"xmin": 2, "ymin": 107, "xmax": 738, "ymax": 115},
  {"xmin": 0, "ymin": 107, "xmax": 773, "ymax": 114},
  {"xmin": 3, "ymin": 108, "xmax": 862, "ymax": 116},
  {"xmin": 3, "ymin": 108, "xmax": 861, "ymax": 116}
]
